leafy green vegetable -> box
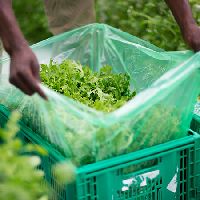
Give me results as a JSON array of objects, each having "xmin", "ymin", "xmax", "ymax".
[
  {"xmin": 0, "ymin": 112, "xmax": 49, "ymax": 200},
  {"xmin": 39, "ymin": 59, "xmax": 182, "ymax": 168},
  {"xmin": 40, "ymin": 59, "xmax": 136, "ymax": 112}
]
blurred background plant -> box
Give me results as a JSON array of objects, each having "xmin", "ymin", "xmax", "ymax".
[
  {"xmin": 0, "ymin": 111, "xmax": 75, "ymax": 200},
  {"xmin": 0, "ymin": 112, "xmax": 49, "ymax": 200},
  {"xmin": 13, "ymin": 0, "xmax": 200, "ymax": 50},
  {"xmin": 95, "ymin": 0, "xmax": 200, "ymax": 50},
  {"xmin": 13, "ymin": 0, "xmax": 52, "ymax": 44}
]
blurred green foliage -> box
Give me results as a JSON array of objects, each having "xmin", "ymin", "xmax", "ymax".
[
  {"xmin": 0, "ymin": 110, "xmax": 72, "ymax": 199},
  {"xmin": 13, "ymin": 0, "xmax": 52, "ymax": 44},
  {"xmin": 0, "ymin": 112, "xmax": 48, "ymax": 200},
  {"xmin": 96, "ymin": 0, "xmax": 200, "ymax": 50},
  {"xmin": 13, "ymin": 0, "xmax": 200, "ymax": 50}
]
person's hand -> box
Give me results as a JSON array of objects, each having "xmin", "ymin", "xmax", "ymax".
[
  {"xmin": 9, "ymin": 46, "xmax": 47, "ymax": 99},
  {"xmin": 182, "ymin": 24, "xmax": 200, "ymax": 52}
]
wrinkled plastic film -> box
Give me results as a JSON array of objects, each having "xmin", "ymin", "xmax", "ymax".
[
  {"xmin": 194, "ymin": 101, "xmax": 200, "ymax": 117},
  {"xmin": 0, "ymin": 24, "xmax": 199, "ymax": 167}
]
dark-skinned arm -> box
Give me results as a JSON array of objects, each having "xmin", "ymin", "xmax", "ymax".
[
  {"xmin": 0, "ymin": 0, "xmax": 46, "ymax": 98},
  {"xmin": 165, "ymin": 0, "xmax": 200, "ymax": 52}
]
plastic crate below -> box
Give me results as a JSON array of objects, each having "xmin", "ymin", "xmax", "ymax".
[{"xmin": 0, "ymin": 105, "xmax": 200, "ymax": 200}]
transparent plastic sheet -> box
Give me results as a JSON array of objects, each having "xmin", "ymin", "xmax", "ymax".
[
  {"xmin": 0, "ymin": 24, "xmax": 200, "ymax": 167},
  {"xmin": 194, "ymin": 100, "xmax": 200, "ymax": 117}
]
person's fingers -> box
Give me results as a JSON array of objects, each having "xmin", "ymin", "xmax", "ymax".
[
  {"xmin": 19, "ymin": 71, "xmax": 47, "ymax": 100},
  {"xmin": 9, "ymin": 74, "xmax": 34, "ymax": 96},
  {"xmin": 193, "ymin": 44, "xmax": 200, "ymax": 52},
  {"xmin": 33, "ymin": 82, "xmax": 48, "ymax": 100},
  {"xmin": 194, "ymin": 48, "xmax": 200, "ymax": 52}
]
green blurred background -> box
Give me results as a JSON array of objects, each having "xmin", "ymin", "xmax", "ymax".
[{"xmin": 13, "ymin": 0, "xmax": 200, "ymax": 51}]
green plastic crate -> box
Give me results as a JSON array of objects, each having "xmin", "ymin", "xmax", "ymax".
[
  {"xmin": 15, "ymin": 127, "xmax": 200, "ymax": 200},
  {"xmin": 0, "ymin": 105, "xmax": 200, "ymax": 200}
]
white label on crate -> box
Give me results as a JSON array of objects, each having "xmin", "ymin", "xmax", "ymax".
[
  {"xmin": 122, "ymin": 170, "xmax": 160, "ymax": 191},
  {"xmin": 167, "ymin": 167, "xmax": 179, "ymax": 193}
]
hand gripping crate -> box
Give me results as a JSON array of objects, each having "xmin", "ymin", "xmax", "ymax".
[{"xmin": 0, "ymin": 104, "xmax": 200, "ymax": 200}]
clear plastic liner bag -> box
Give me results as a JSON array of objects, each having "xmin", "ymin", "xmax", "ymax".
[{"xmin": 0, "ymin": 24, "xmax": 200, "ymax": 167}]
